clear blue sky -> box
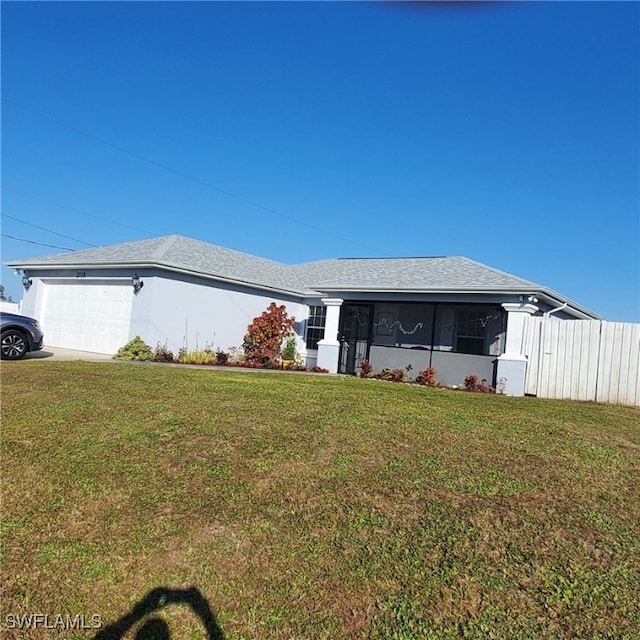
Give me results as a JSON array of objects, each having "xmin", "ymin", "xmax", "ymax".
[{"xmin": 1, "ymin": 1, "xmax": 638, "ymax": 321}]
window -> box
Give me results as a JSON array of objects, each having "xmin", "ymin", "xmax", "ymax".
[
  {"xmin": 455, "ymin": 310, "xmax": 488, "ymax": 355},
  {"xmin": 306, "ymin": 305, "xmax": 327, "ymax": 350}
]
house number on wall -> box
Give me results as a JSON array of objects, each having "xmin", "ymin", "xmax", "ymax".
[{"xmin": 76, "ymin": 271, "xmax": 86, "ymax": 278}]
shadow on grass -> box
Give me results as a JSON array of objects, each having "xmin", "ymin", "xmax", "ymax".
[{"xmin": 94, "ymin": 586, "xmax": 224, "ymax": 639}]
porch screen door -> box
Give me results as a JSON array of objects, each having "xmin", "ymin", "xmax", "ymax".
[{"xmin": 338, "ymin": 304, "xmax": 372, "ymax": 375}]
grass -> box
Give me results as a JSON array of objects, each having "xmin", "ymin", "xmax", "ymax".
[{"xmin": 1, "ymin": 361, "xmax": 639, "ymax": 639}]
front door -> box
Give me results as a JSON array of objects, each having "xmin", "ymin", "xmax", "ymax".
[{"xmin": 338, "ymin": 304, "xmax": 372, "ymax": 374}]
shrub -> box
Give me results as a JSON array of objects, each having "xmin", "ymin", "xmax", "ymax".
[
  {"xmin": 215, "ymin": 349, "xmax": 229, "ymax": 365},
  {"xmin": 377, "ymin": 368, "xmax": 407, "ymax": 383},
  {"xmin": 177, "ymin": 348, "xmax": 215, "ymax": 365},
  {"xmin": 282, "ymin": 337, "xmax": 298, "ymax": 362},
  {"xmin": 114, "ymin": 336, "xmax": 153, "ymax": 361},
  {"xmin": 359, "ymin": 359, "xmax": 374, "ymax": 378},
  {"xmin": 152, "ymin": 342, "xmax": 175, "ymax": 363},
  {"xmin": 477, "ymin": 380, "xmax": 496, "ymax": 393},
  {"xmin": 464, "ymin": 374, "xmax": 479, "ymax": 391},
  {"xmin": 242, "ymin": 302, "xmax": 296, "ymax": 367},
  {"xmin": 311, "ymin": 366, "xmax": 329, "ymax": 373},
  {"xmin": 464, "ymin": 374, "xmax": 495, "ymax": 393},
  {"xmin": 237, "ymin": 360, "xmax": 262, "ymax": 369},
  {"xmin": 416, "ymin": 367, "xmax": 439, "ymax": 387},
  {"xmin": 285, "ymin": 362, "xmax": 308, "ymax": 371}
]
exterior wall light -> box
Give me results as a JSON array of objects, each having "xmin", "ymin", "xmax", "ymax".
[
  {"xmin": 21, "ymin": 271, "xmax": 32, "ymax": 291},
  {"xmin": 132, "ymin": 273, "xmax": 144, "ymax": 294}
]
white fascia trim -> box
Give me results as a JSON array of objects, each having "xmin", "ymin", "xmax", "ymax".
[
  {"xmin": 314, "ymin": 285, "xmax": 539, "ymax": 297},
  {"xmin": 315, "ymin": 286, "xmax": 602, "ymax": 320},
  {"xmin": 535, "ymin": 289, "xmax": 603, "ymax": 320},
  {"xmin": 8, "ymin": 261, "xmax": 310, "ymax": 299}
]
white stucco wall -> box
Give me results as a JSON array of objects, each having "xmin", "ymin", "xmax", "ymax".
[
  {"xmin": 14, "ymin": 269, "xmax": 309, "ymax": 356},
  {"xmin": 131, "ymin": 271, "xmax": 309, "ymax": 355}
]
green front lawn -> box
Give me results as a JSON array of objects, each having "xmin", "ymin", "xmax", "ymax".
[{"xmin": 1, "ymin": 362, "xmax": 639, "ymax": 639}]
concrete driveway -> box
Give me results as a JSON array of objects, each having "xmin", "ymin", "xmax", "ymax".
[{"xmin": 22, "ymin": 347, "xmax": 114, "ymax": 362}]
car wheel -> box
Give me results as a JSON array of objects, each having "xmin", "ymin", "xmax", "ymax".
[{"xmin": 1, "ymin": 329, "xmax": 28, "ymax": 360}]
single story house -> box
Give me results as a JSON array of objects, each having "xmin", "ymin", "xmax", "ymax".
[{"xmin": 5, "ymin": 234, "xmax": 600, "ymax": 395}]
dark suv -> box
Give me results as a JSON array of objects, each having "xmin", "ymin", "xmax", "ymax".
[{"xmin": 0, "ymin": 312, "xmax": 45, "ymax": 360}]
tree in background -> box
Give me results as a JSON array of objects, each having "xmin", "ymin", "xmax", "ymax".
[
  {"xmin": 242, "ymin": 302, "xmax": 295, "ymax": 367},
  {"xmin": 0, "ymin": 285, "xmax": 15, "ymax": 303}
]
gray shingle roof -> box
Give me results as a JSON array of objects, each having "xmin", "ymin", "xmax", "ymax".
[
  {"xmin": 291, "ymin": 256, "xmax": 542, "ymax": 291},
  {"xmin": 5, "ymin": 234, "xmax": 602, "ymax": 318},
  {"xmin": 7, "ymin": 235, "xmax": 309, "ymax": 294},
  {"xmin": 5, "ymin": 233, "xmax": 544, "ymax": 294}
]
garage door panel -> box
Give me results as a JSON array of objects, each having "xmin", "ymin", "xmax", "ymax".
[{"xmin": 42, "ymin": 282, "xmax": 133, "ymax": 354}]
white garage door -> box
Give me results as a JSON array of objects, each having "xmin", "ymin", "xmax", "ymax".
[{"xmin": 41, "ymin": 281, "xmax": 133, "ymax": 354}]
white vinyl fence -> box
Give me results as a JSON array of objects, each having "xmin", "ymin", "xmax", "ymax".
[
  {"xmin": 522, "ymin": 316, "xmax": 640, "ymax": 406},
  {"xmin": 0, "ymin": 301, "xmax": 22, "ymax": 314}
]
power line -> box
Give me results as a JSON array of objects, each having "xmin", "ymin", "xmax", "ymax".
[
  {"xmin": 1, "ymin": 213, "xmax": 97, "ymax": 247},
  {"xmin": 2, "ymin": 187, "xmax": 155, "ymax": 236},
  {"xmin": 3, "ymin": 98, "xmax": 390, "ymax": 257},
  {"xmin": 0, "ymin": 233, "xmax": 75, "ymax": 251}
]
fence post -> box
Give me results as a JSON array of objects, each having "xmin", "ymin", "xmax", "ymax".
[{"xmin": 496, "ymin": 303, "xmax": 538, "ymax": 396}]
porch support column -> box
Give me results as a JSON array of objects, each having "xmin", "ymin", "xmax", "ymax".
[
  {"xmin": 316, "ymin": 298, "xmax": 343, "ymax": 373},
  {"xmin": 496, "ymin": 302, "xmax": 538, "ymax": 396}
]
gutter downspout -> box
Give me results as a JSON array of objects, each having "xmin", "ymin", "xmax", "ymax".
[{"xmin": 544, "ymin": 302, "xmax": 568, "ymax": 318}]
